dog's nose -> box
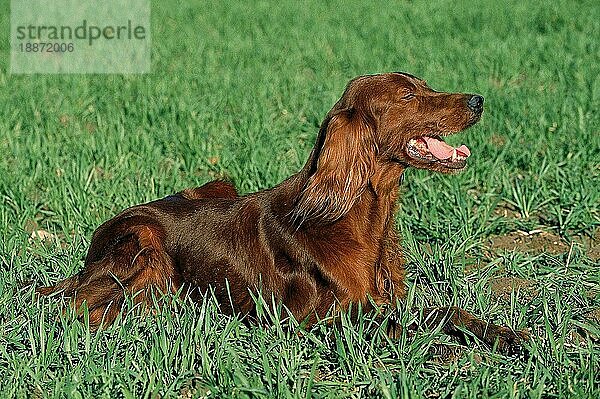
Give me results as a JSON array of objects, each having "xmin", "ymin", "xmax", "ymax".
[{"xmin": 467, "ymin": 95, "xmax": 484, "ymax": 113}]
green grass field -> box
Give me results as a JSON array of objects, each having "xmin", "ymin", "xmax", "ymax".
[{"xmin": 1, "ymin": 0, "xmax": 599, "ymax": 397}]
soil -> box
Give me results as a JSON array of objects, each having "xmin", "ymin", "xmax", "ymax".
[
  {"xmin": 583, "ymin": 229, "xmax": 600, "ymax": 262},
  {"xmin": 488, "ymin": 227, "xmax": 599, "ymax": 261},
  {"xmin": 488, "ymin": 230, "xmax": 570, "ymax": 255},
  {"xmin": 587, "ymin": 308, "xmax": 600, "ymax": 324},
  {"xmin": 492, "ymin": 202, "xmax": 523, "ymax": 219},
  {"xmin": 489, "ymin": 277, "xmax": 537, "ymax": 300}
]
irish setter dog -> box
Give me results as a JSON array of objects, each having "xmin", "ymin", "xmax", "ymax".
[{"xmin": 39, "ymin": 72, "xmax": 527, "ymax": 354}]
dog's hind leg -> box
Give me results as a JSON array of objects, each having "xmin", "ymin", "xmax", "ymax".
[{"xmin": 37, "ymin": 219, "xmax": 179, "ymax": 329}]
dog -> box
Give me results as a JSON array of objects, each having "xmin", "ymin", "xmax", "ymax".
[{"xmin": 38, "ymin": 72, "xmax": 527, "ymax": 354}]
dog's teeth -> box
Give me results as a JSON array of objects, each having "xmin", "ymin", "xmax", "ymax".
[{"xmin": 451, "ymin": 149, "xmax": 457, "ymax": 162}]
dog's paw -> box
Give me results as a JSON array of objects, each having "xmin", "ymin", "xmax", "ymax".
[
  {"xmin": 495, "ymin": 328, "xmax": 530, "ymax": 357},
  {"xmin": 385, "ymin": 316, "xmax": 403, "ymax": 340},
  {"xmin": 428, "ymin": 342, "xmax": 464, "ymax": 364}
]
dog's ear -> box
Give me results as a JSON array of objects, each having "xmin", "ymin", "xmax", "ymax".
[{"xmin": 293, "ymin": 108, "xmax": 375, "ymax": 225}]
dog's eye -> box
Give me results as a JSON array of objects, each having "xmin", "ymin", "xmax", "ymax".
[{"xmin": 401, "ymin": 93, "xmax": 415, "ymax": 100}]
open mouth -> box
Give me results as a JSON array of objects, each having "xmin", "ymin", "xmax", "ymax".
[{"xmin": 406, "ymin": 136, "xmax": 471, "ymax": 169}]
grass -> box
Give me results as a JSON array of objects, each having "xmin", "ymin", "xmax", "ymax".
[{"xmin": 0, "ymin": 0, "xmax": 599, "ymax": 397}]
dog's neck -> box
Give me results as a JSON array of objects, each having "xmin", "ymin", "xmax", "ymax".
[
  {"xmin": 273, "ymin": 161, "xmax": 405, "ymax": 231},
  {"xmin": 343, "ymin": 162, "xmax": 405, "ymax": 237},
  {"xmin": 368, "ymin": 161, "xmax": 406, "ymax": 197}
]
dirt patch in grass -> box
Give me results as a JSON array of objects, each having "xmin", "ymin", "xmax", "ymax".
[
  {"xmin": 489, "ymin": 277, "xmax": 537, "ymax": 300},
  {"xmin": 488, "ymin": 227, "xmax": 599, "ymax": 260},
  {"xmin": 493, "ymin": 202, "xmax": 524, "ymax": 219},
  {"xmin": 488, "ymin": 230, "xmax": 570, "ymax": 255},
  {"xmin": 586, "ymin": 308, "xmax": 600, "ymax": 324},
  {"xmin": 582, "ymin": 229, "xmax": 600, "ymax": 261}
]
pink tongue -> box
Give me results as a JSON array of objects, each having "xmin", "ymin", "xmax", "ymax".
[
  {"xmin": 423, "ymin": 137, "xmax": 470, "ymax": 160},
  {"xmin": 456, "ymin": 144, "xmax": 471, "ymax": 157}
]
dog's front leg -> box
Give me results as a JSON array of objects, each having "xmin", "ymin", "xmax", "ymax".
[{"xmin": 417, "ymin": 306, "xmax": 529, "ymax": 355}]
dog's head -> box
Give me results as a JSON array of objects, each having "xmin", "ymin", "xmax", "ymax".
[
  {"xmin": 328, "ymin": 72, "xmax": 482, "ymax": 173},
  {"xmin": 296, "ymin": 72, "xmax": 483, "ymax": 223}
]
